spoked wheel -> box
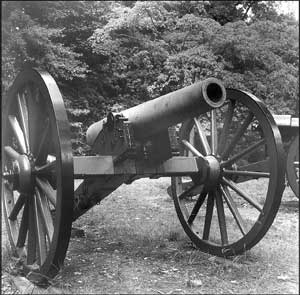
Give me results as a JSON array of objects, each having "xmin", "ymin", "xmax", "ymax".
[
  {"xmin": 286, "ymin": 135, "xmax": 299, "ymax": 198},
  {"xmin": 2, "ymin": 68, "xmax": 74, "ymax": 282},
  {"xmin": 171, "ymin": 89, "xmax": 285, "ymax": 257}
]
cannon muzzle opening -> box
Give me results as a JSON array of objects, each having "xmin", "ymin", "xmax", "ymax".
[{"xmin": 201, "ymin": 78, "xmax": 226, "ymax": 108}]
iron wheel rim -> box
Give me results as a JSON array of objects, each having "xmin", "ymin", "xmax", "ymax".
[
  {"xmin": 171, "ymin": 88, "xmax": 285, "ymax": 256},
  {"xmin": 2, "ymin": 68, "xmax": 74, "ymax": 281}
]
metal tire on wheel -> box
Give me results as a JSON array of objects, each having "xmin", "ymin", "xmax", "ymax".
[
  {"xmin": 2, "ymin": 68, "xmax": 74, "ymax": 282},
  {"xmin": 171, "ymin": 89, "xmax": 285, "ymax": 257},
  {"xmin": 286, "ymin": 135, "xmax": 299, "ymax": 198}
]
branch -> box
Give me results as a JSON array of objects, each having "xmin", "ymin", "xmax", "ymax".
[
  {"xmin": 143, "ymin": 9, "xmax": 178, "ymax": 54},
  {"xmin": 145, "ymin": 8, "xmax": 160, "ymax": 37},
  {"xmin": 242, "ymin": 2, "xmax": 254, "ymax": 20},
  {"xmin": 180, "ymin": 31, "xmax": 191, "ymax": 51},
  {"xmin": 114, "ymin": 33, "xmax": 143, "ymax": 42}
]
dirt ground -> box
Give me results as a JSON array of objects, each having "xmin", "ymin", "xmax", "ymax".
[{"xmin": 1, "ymin": 178, "xmax": 299, "ymax": 294}]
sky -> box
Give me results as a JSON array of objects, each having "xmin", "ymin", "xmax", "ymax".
[{"xmin": 278, "ymin": 1, "xmax": 299, "ymax": 20}]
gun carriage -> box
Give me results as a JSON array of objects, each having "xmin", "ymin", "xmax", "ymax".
[{"xmin": 2, "ymin": 68, "xmax": 285, "ymax": 283}]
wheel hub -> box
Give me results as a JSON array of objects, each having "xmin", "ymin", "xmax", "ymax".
[
  {"xmin": 13, "ymin": 155, "xmax": 34, "ymax": 194},
  {"xmin": 204, "ymin": 155, "xmax": 221, "ymax": 188}
]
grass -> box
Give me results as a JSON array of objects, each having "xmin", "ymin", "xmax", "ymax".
[
  {"xmin": 1, "ymin": 218, "xmax": 17, "ymax": 275},
  {"xmin": 53, "ymin": 178, "xmax": 298, "ymax": 294},
  {"xmin": 2, "ymin": 178, "xmax": 299, "ymax": 294}
]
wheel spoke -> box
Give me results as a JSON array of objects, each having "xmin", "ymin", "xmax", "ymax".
[
  {"xmin": 223, "ymin": 170, "xmax": 270, "ymax": 178},
  {"xmin": 188, "ymin": 126, "xmax": 196, "ymax": 157},
  {"xmin": 33, "ymin": 193, "xmax": 47, "ymax": 265},
  {"xmin": 211, "ymin": 109, "xmax": 217, "ymax": 155},
  {"xmin": 35, "ymin": 161, "xmax": 56, "ymax": 174},
  {"xmin": 193, "ymin": 118, "xmax": 211, "ymax": 156},
  {"xmin": 35, "ymin": 118, "xmax": 50, "ymax": 164},
  {"xmin": 8, "ymin": 115, "xmax": 27, "ymax": 154},
  {"xmin": 221, "ymin": 139, "xmax": 266, "ymax": 168},
  {"xmin": 218, "ymin": 101, "xmax": 235, "ymax": 154},
  {"xmin": 36, "ymin": 177, "xmax": 56, "ymax": 206},
  {"xmin": 35, "ymin": 187, "xmax": 54, "ymax": 242},
  {"xmin": 9, "ymin": 194, "xmax": 26, "ymax": 221},
  {"xmin": 188, "ymin": 190, "xmax": 207, "ymax": 224},
  {"xmin": 27, "ymin": 198, "xmax": 37, "ymax": 264},
  {"xmin": 221, "ymin": 112, "xmax": 254, "ymax": 160},
  {"xmin": 222, "ymin": 177, "xmax": 263, "ymax": 212},
  {"xmin": 4, "ymin": 146, "xmax": 20, "ymax": 161},
  {"xmin": 176, "ymin": 180, "xmax": 204, "ymax": 197},
  {"xmin": 203, "ymin": 191, "xmax": 214, "ymax": 240},
  {"xmin": 215, "ymin": 189, "xmax": 228, "ymax": 245},
  {"xmin": 17, "ymin": 93, "xmax": 30, "ymax": 153},
  {"xmin": 182, "ymin": 140, "xmax": 205, "ymax": 158},
  {"xmin": 27, "ymin": 86, "xmax": 41, "ymax": 154},
  {"xmin": 179, "ymin": 180, "xmax": 193, "ymax": 192},
  {"xmin": 220, "ymin": 184, "xmax": 247, "ymax": 236},
  {"xmin": 178, "ymin": 183, "xmax": 199, "ymax": 200},
  {"xmin": 238, "ymin": 159, "xmax": 270, "ymax": 173},
  {"xmin": 16, "ymin": 200, "xmax": 29, "ymax": 247},
  {"xmin": 174, "ymin": 178, "xmax": 190, "ymax": 218}
]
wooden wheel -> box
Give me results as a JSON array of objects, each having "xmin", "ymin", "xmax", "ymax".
[
  {"xmin": 171, "ymin": 89, "xmax": 285, "ymax": 257},
  {"xmin": 286, "ymin": 135, "xmax": 299, "ymax": 198},
  {"xmin": 2, "ymin": 68, "xmax": 74, "ymax": 282}
]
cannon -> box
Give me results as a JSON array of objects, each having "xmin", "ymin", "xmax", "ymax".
[
  {"xmin": 273, "ymin": 115, "xmax": 299, "ymax": 197},
  {"xmin": 2, "ymin": 68, "xmax": 285, "ymax": 283}
]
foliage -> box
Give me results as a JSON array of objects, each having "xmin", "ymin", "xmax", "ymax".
[
  {"xmin": 90, "ymin": 1, "xmax": 298, "ymax": 114},
  {"xmin": 2, "ymin": 1, "xmax": 299, "ymax": 155},
  {"xmin": 1, "ymin": 1, "xmax": 91, "ymax": 92},
  {"xmin": 203, "ymin": 1, "xmax": 284, "ymax": 25}
]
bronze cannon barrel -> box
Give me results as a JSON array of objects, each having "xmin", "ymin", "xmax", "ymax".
[{"xmin": 87, "ymin": 78, "xmax": 226, "ymax": 146}]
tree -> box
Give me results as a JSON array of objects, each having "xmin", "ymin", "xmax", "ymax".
[
  {"xmin": 90, "ymin": 1, "xmax": 298, "ymax": 114},
  {"xmin": 1, "ymin": 1, "xmax": 91, "ymax": 92},
  {"xmin": 203, "ymin": 1, "xmax": 285, "ymax": 25},
  {"xmin": 2, "ymin": 1, "xmax": 298, "ymax": 155}
]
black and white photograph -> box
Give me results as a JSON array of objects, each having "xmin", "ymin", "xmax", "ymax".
[{"xmin": 1, "ymin": 1, "xmax": 299, "ymax": 294}]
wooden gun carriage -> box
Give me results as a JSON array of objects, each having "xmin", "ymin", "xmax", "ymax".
[
  {"xmin": 272, "ymin": 115, "xmax": 299, "ymax": 197},
  {"xmin": 2, "ymin": 68, "xmax": 286, "ymax": 283}
]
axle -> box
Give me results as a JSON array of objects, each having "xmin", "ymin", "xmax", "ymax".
[{"xmin": 72, "ymin": 155, "xmax": 220, "ymax": 221}]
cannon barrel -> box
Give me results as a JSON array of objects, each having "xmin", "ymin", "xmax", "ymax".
[{"xmin": 87, "ymin": 78, "xmax": 226, "ymax": 146}]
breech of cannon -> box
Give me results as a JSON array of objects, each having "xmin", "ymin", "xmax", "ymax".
[{"xmin": 86, "ymin": 78, "xmax": 226, "ymax": 147}]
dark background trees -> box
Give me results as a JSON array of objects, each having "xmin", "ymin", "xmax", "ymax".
[{"xmin": 2, "ymin": 1, "xmax": 299, "ymax": 154}]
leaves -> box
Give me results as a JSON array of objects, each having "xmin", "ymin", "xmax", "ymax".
[{"xmin": 2, "ymin": 1, "xmax": 299, "ymax": 155}]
